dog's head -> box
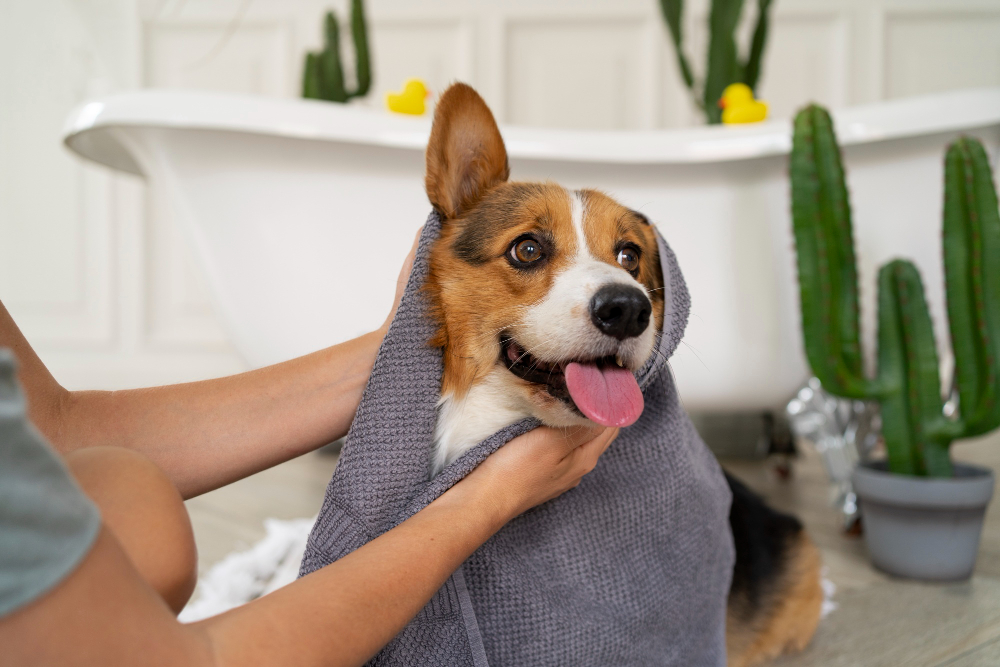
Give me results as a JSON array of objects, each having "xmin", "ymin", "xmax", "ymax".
[{"xmin": 425, "ymin": 83, "xmax": 664, "ymax": 429}]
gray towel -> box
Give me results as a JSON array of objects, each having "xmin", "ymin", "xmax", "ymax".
[{"xmin": 301, "ymin": 211, "xmax": 734, "ymax": 666}]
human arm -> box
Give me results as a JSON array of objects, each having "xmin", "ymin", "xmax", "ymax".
[
  {"xmin": 1, "ymin": 230, "xmax": 420, "ymax": 499},
  {"xmin": 2, "ymin": 424, "xmax": 618, "ymax": 667}
]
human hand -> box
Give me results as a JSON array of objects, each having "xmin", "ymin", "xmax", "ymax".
[
  {"xmin": 379, "ymin": 226, "xmax": 422, "ymax": 336},
  {"xmin": 452, "ymin": 425, "xmax": 619, "ymax": 525}
]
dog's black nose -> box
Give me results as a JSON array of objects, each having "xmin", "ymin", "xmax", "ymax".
[{"xmin": 589, "ymin": 284, "xmax": 652, "ymax": 340}]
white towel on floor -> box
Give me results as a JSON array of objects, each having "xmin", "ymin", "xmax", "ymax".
[{"xmin": 179, "ymin": 517, "xmax": 314, "ymax": 622}]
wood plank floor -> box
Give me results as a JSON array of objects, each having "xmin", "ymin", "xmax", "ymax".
[{"xmin": 728, "ymin": 430, "xmax": 1000, "ymax": 667}]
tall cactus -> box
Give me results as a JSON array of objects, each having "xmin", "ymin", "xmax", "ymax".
[
  {"xmin": 790, "ymin": 104, "xmax": 1000, "ymax": 477},
  {"xmin": 658, "ymin": 0, "xmax": 774, "ymax": 124},
  {"xmin": 302, "ymin": 0, "xmax": 371, "ymax": 103}
]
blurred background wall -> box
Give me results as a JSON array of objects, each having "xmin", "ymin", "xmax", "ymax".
[{"xmin": 2, "ymin": 0, "xmax": 1000, "ymax": 389}]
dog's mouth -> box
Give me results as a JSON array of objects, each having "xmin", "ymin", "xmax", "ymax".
[{"xmin": 500, "ymin": 335, "xmax": 644, "ymax": 427}]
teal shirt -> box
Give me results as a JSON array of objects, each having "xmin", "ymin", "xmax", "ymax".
[{"xmin": 0, "ymin": 349, "xmax": 100, "ymax": 617}]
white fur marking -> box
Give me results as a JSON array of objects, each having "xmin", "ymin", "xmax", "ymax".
[
  {"xmin": 569, "ymin": 189, "xmax": 591, "ymax": 259},
  {"xmin": 432, "ymin": 369, "xmax": 534, "ymax": 473}
]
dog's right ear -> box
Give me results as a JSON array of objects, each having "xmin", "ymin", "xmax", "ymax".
[{"xmin": 425, "ymin": 83, "xmax": 509, "ymax": 219}]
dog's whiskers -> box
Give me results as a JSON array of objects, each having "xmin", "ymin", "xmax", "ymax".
[{"xmin": 679, "ymin": 339, "xmax": 710, "ymax": 370}]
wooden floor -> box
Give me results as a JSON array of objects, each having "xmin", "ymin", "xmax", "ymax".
[
  {"xmin": 726, "ymin": 430, "xmax": 1000, "ymax": 667},
  {"xmin": 186, "ymin": 430, "xmax": 1000, "ymax": 666}
]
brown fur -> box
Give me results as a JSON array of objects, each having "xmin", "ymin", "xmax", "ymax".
[
  {"xmin": 428, "ymin": 182, "xmax": 576, "ymax": 398},
  {"xmin": 726, "ymin": 533, "xmax": 824, "ymax": 667},
  {"xmin": 425, "ymin": 83, "xmax": 510, "ymax": 220}
]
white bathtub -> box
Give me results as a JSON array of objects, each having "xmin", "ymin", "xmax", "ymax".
[{"xmin": 63, "ymin": 88, "xmax": 1000, "ymax": 412}]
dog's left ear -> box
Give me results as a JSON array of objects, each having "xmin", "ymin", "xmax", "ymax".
[{"xmin": 425, "ymin": 83, "xmax": 509, "ymax": 219}]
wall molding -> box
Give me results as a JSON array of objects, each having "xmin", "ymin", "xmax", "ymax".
[{"xmin": 6, "ymin": 0, "xmax": 1000, "ymax": 390}]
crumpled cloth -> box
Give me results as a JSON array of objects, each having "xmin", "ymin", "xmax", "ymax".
[{"xmin": 301, "ymin": 211, "xmax": 734, "ymax": 666}]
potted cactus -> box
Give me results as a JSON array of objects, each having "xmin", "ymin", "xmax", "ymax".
[
  {"xmin": 302, "ymin": 0, "xmax": 371, "ymax": 103},
  {"xmin": 658, "ymin": 0, "xmax": 775, "ymax": 124},
  {"xmin": 789, "ymin": 104, "xmax": 1000, "ymax": 580}
]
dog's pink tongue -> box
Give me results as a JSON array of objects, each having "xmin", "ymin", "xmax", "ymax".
[{"xmin": 564, "ymin": 362, "xmax": 643, "ymax": 427}]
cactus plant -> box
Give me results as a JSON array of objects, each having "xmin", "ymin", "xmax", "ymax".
[
  {"xmin": 302, "ymin": 0, "xmax": 371, "ymax": 103},
  {"xmin": 790, "ymin": 104, "xmax": 1000, "ymax": 477},
  {"xmin": 658, "ymin": 0, "xmax": 774, "ymax": 124}
]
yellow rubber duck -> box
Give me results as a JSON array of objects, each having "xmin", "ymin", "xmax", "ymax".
[
  {"xmin": 386, "ymin": 78, "xmax": 430, "ymax": 115},
  {"xmin": 718, "ymin": 83, "xmax": 768, "ymax": 124}
]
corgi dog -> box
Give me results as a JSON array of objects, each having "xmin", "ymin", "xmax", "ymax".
[{"xmin": 422, "ymin": 82, "xmax": 822, "ymax": 667}]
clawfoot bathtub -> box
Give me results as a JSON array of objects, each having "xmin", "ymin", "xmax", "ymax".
[{"xmin": 64, "ymin": 88, "xmax": 1000, "ymax": 411}]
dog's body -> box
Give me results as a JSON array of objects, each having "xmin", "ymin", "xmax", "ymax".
[{"xmin": 422, "ymin": 83, "xmax": 822, "ymax": 666}]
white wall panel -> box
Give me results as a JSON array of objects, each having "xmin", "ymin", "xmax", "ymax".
[
  {"xmin": 0, "ymin": 0, "xmax": 115, "ymax": 347},
  {"xmin": 504, "ymin": 17, "xmax": 655, "ymax": 129},
  {"xmin": 145, "ymin": 21, "xmax": 292, "ymax": 94},
  {"xmin": 756, "ymin": 13, "xmax": 849, "ymax": 120},
  {"xmin": 884, "ymin": 10, "xmax": 1000, "ymax": 99},
  {"xmin": 364, "ymin": 18, "xmax": 473, "ymax": 110},
  {"xmin": 4, "ymin": 0, "xmax": 1000, "ymax": 390}
]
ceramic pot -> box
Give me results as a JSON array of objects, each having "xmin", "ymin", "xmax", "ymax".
[{"xmin": 852, "ymin": 461, "xmax": 995, "ymax": 581}]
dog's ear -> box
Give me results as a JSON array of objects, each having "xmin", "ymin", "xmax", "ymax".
[{"xmin": 425, "ymin": 83, "xmax": 509, "ymax": 219}]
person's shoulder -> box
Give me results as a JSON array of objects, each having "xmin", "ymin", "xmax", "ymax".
[{"xmin": 0, "ymin": 347, "xmax": 100, "ymax": 619}]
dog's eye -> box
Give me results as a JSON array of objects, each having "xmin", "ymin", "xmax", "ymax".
[
  {"xmin": 510, "ymin": 237, "xmax": 544, "ymax": 265},
  {"xmin": 617, "ymin": 245, "xmax": 640, "ymax": 274}
]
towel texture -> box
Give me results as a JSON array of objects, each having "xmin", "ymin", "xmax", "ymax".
[{"xmin": 301, "ymin": 212, "xmax": 734, "ymax": 666}]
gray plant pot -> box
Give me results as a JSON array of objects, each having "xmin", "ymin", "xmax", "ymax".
[{"xmin": 852, "ymin": 461, "xmax": 995, "ymax": 581}]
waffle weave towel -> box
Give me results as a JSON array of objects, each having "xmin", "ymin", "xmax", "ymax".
[{"xmin": 300, "ymin": 211, "xmax": 734, "ymax": 666}]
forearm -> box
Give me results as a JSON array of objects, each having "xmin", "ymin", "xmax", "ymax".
[
  {"xmin": 3, "ymin": 483, "xmax": 507, "ymax": 667},
  {"xmin": 2, "ymin": 421, "xmax": 612, "ymax": 667},
  {"xmin": 49, "ymin": 330, "xmax": 384, "ymax": 498},
  {"xmin": 195, "ymin": 481, "xmax": 506, "ymax": 667}
]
